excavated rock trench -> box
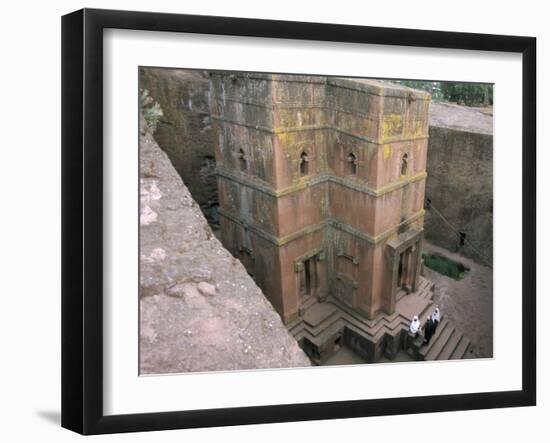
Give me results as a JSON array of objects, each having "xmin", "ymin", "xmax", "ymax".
[
  {"xmin": 139, "ymin": 68, "xmax": 220, "ymax": 229},
  {"xmin": 139, "ymin": 69, "xmax": 493, "ymax": 368}
]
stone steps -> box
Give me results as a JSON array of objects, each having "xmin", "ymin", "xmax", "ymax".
[
  {"xmin": 332, "ymin": 301, "xmax": 411, "ymax": 343},
  {"xmin": 425, "ymin": 326, "xmax": 455, "ymax": 360},
  {"xmin": 417, "ymin": 317, "xmax": 472, "ymax": 361},
  {"xmin": 287, "ymin": 296, "xmax": 320, "ymax": 331},
  {"xmin": 419, "ymin": 318, "xmax": 449, "ymax": 358},
  {"xmin": 368, "ymin": 317, "xmax": 408, "ymax": 343},
  {"xmin": 418, "ymin": 287, "xmax": 434, "ymax": 302},
  {"xmin": 417, "ymin": 276, "xmax": 434, "ymax": 293},
  {"xmin": 396, "ymin": 277, "xmax": 432, "ymax": 303},
  {"xmin": 334, "ymin": 299, "xmax": 399, "ymax": 331},
  {"xmin": 294, "ymin": 303, "xmax": 407, "ymax": 347},
  {"xmin": 296, "ymin": 320, "xmax": 344, "ymax": 348},
  {"xmin": 326, "ymin": 298, "xmax": 394, "ymax": 332},
  {"xmin": 437, "ymin": 328, "xmax": 462, "ymax": 360},
  {"xmin": 294, "ymin": 281, "xmax": 435, "ymax": 355},
  {"xmin": 289, "ymin": 274, "xmax": 473, "ymax": 363},
  {"xmin": 450, "ymin": 335, "xmax": 471, "ymax": 359},
  {"xmin": 396, "ymin": 289, "xmax": 408, "ymax": 302},
  {"xmin": 417, "ymin": 299, "xmax": 436, "ymax": 323},
  {"xmin": 290, "ymin": 311, "xmax": 342, "ymax": 339},
  {"xmin": 291, "ymin": 303, "xmax": 412, "ymax": 357},
  {"xmin": 417, "ymin": 277, "xmax": 430, "ymax": 292}
]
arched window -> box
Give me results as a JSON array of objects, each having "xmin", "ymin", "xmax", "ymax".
[
  {"xmin": 401, "ymin": 153, "xmax": 409, "ymax": 176},
  {"xmin": 346, "ymin": 152, "xmax": 357, "ymax": 176},
  {"xmin": 238, "ymin": 148, "xmax": 247, "ymax": 172},
  {"xmin": 299, "ymin": 151, "xmax": 309, "ymax": 176}
]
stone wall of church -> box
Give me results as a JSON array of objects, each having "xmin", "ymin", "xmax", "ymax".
[{"xmin": 212, "ymin": 73, "xmax": 431, "ymax": 323}]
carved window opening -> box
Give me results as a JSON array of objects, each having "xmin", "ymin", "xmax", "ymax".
[
  {"xmin": 299, "ymin": 151, "xmax": 309, "ymax": 176},
  {"xmin": 401, "ymin": 153, "xmax": 409, "ymax": 175},
  {"xmin": 346, "ymin": 152, "xmax": 358, "ymax": 176},
  {"xmin": 238, "ymin": 148, "xmax": 247, "ymax": 172},
  {"xmin": 459, "ymin": 231, "xmax": 466, "ymax": 247}
]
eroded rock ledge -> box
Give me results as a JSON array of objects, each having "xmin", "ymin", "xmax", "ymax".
[{"xmin": 139, "ymin": 116, "xmax": 311, "ymax": 374}]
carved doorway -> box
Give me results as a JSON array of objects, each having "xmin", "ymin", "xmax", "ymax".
[
  {"xmin": 295, "ymin": 249, "xmax": 326, "ymax": 309},
  {"xmin": 299, "ymin": 256, "xmax": 318, "ymax": 301},
  {"xmin": 386, "ymin": 229, "xmax": 424, "ymax": 315},
  {"xmin": 397, "ymin": 247, "xmax": 414, "ymax": 292}
]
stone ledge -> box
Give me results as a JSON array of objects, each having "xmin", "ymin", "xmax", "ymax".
[
  {"xmin": 218, "ymin": 208, "xmax": 425, "ymax": 246},
  {"xmin": 216, "ymin": 166, "xmax": 427, "ymax": 198},
  {"xmin": 211, "ymin": 115, "xmax": 429, "ymax": 144}
]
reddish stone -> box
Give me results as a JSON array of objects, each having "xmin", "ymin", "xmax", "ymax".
[{"xmin": 210, "ymin": 74, "xmax": 430, "ymax": 323}]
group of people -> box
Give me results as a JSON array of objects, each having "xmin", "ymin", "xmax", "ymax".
[{"xmin": 409, "ymin": 307, "xmax": 441, "ymax": 345}]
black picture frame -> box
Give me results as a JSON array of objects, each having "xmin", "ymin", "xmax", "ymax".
[{"xmin": 61, "ymin": 8, "xmax": 536, "ymax": 435}]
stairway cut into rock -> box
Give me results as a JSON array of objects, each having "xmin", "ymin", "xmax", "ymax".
[
  {"xmin": 290, "ymin": 275, "xmax": 472, "ymax": 364},
  {"xmin": 419, "ymin": 318, "xmax": 471, "ymax": 361}
]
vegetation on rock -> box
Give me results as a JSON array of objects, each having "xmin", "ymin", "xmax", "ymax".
[
  {"xmin": 395, "ymin": 80, "xmax": 493, "ymax": 106},
  {"xmin": 139, "ymin": 88, "xmax": 164, "ymax": 133}
]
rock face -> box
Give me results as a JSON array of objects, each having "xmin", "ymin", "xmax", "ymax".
[
  {"xmin": 139, "ymin": 68, "xmax": 218, "ymax": 225},
  {"xmin": 139, "ymin": 116, "xmax": 311, "ymax": 374},
  {"xmin": 424, "ymin": 102, "xmax": 493, "ymax": 265}
]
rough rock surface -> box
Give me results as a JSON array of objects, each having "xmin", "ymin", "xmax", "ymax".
[
  {"xmin": 139, "ymin": 116, "xmax": 311, "ymax": 374},
  {"xmin": 429, "ymin": 102, "xmax": 493, "ymax": 135},
  {"xmin": 139, "ymin": 68, "xmax": 218, "ymax": 224},
  {"xmin": 425, "ymin": 102, "xmax": 493, "ymax": 265}
]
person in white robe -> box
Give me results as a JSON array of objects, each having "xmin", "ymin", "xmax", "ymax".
[
  {"xmin": 409, "ymin": 315, "xmax": 421, "ymax": 336},
  {"xmin": 431, "ymin": 307, "xmax": 441, "ymax": 325}
]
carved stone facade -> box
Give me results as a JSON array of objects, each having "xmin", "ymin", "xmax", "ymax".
[{"xmin": 210, "ymin": 73, "xmax": 431, "ymax": 326}]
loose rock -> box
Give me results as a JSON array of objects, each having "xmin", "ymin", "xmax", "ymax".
[{"xmin": 198, "ymin": 282, "xmax": 217, "ymax": 297}]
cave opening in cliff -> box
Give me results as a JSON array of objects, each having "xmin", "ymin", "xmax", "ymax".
[{"xmin": 459, "ymin": 231, "xmax": 466, "ymax": 247}]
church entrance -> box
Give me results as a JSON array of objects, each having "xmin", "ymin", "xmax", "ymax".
[
  {"xmin": 299, "ymin": 256, "xmax": 318, "ymax": 301},
  {"xmin": 386, "ymin": 229, "xmax": 424, "ymax": 315},
  {"xmin": 397, "ymin": 246, "xmax": 414, "ymax": 292},
  {"xmin": 295, "ymin": 248, "xmax": 326, "ymax": 311}
]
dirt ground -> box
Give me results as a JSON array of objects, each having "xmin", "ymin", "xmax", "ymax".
[{"xmin": 422, "ymin": 241, "xmax": 493, "ymax": 358}]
